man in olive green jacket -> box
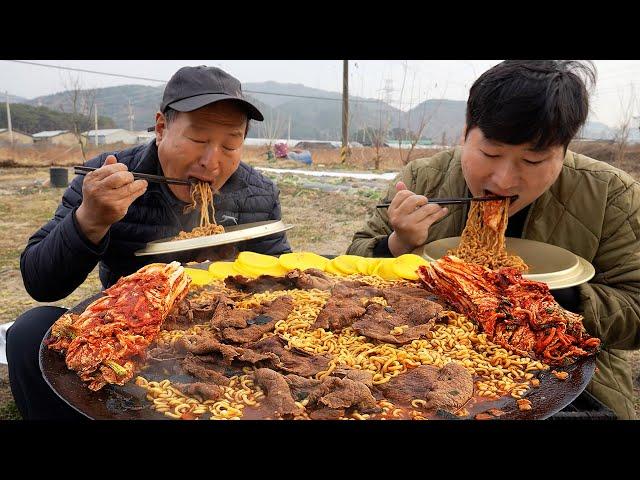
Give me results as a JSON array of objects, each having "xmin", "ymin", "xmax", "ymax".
[{"xmin": 347, "ymin": 60, "xmax": 640, "ymax": 419}]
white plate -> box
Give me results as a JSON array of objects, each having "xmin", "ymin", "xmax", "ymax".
[
  {"xmin": 416, "ymin": 237, "xmax": 595, "ymax": 290},
  {"xmin": 134, "ymin": 220, "xmax": 294, "ymax": 257}
]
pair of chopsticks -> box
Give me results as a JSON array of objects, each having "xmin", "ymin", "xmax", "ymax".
[
  {"xmin": 73, "ymin": 165, "xmax": 194, "ymax": 186},
  {"xmin": 376, "ymin": 195, "xmax": 517, "ymax": 209}
]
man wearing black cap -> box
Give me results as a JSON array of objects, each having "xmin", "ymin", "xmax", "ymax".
[{"xmin": 6, "ymin": 65, "xmax": 291, "ymax": 419}]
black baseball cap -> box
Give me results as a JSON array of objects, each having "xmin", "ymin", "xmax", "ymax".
[{"xmin": 160, "ymin": 65, "xmax": 264, "ymax": 121}]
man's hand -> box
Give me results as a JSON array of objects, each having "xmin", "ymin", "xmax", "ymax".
[
  {"xmin": 75, "ymin": 155, "xmax": 148, "ymax": 245},
  {"xmin": 387, "ymin": 181, "xmax": 448, "ymax": 256}
]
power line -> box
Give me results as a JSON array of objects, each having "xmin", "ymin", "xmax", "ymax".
[
  {"xmin": 8, "ymin": 60, "xmax": 167, "ymax": 83},
  {"xmin": 4, "ymin": 60, "xmax": 389, "ymax": 105}
]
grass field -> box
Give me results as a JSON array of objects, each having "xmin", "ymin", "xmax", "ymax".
[{"xmin": 0, "ymin": 141, "xmax": 638, "ymax": 420}]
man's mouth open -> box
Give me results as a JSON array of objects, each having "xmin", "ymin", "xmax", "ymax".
[{"xmin": 484, "ymin": 189, "xmax": 519, "ymax": 203}]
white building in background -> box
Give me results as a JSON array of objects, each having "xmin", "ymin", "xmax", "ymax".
[
  {"xmin": 81, "ymin": 129, "xmax": 138, "ymax": 145},
  {"xmin": 32, "ymin": 130, "xmax": 77, "ymax": 145},
  {"xmin": 135, "ymin": 131, "xmax": 156, "ymax": 144},
  {"xmin": 243, "ymin": 138, "xmax": 363, "ymax": 148},
  {"xmin": 0, "ymin": 128, "xmax": 34, "ymax": 145}
]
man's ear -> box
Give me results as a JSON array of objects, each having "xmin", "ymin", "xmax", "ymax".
[
  {"xmin": 155, "ymin": 111, "xmax": 166, "ymax": 145},
  {"xmin": 460, "ymin": 124, "xmax": 468, "ymax": 145}
]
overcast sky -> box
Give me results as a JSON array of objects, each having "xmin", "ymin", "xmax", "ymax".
[{"xmin": 1, "ymin": 60, "xmax": 639, "ymax": 127}]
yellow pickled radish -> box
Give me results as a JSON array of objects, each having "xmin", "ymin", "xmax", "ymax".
[
  {"xmin": 331, "ymin": 255, "xmax": 361, "ymax": 275},
  {"xmin": 231, "ymin": 261, "xmax": 259, "ymax": 278},
  {"xmin": 392, "ymin": 254, "xmax": 430, "ymax": 280},
  {"xmin": 373, "ymin": 258, "xmax": 402, "ymax": 281},
  {"xmin": 278, "ymin": 252, "xmax": 329, "ymax": 271},
  {"xmin": 234, "ymin": 260, "xmax": 288, "ymax": 278},
  {"xmin": 324, "ymin": 260, "xmax": 344, "ymax": 275},
  {"xmin": 208, "ymin": 262, "xmax": 241, "ymax": 280},
  {"xmin": 236, "ymin": 251, "xmax": 279, "ymax": 269},
  {"xmin": 356, "ymin": 257, "xmax": 371, "ymax": 274},
  {"xmin": 183, "ymin": 267, "xmax": 214, "ymax": 286},
  {"xmin": 367, "ymin": 258, "xmax": 383, "ymax": 276}
]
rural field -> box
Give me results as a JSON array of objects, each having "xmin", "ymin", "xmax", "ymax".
[{"xmin": 0, "ymin": 141, "xmax": 638, "ymax": 420}]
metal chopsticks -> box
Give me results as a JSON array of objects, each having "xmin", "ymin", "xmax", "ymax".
[
  {"xmin": 375, "ymin": 195, "xmax": 517, "ymax": 209},
  {"xmin": 73, "ymin": 165, "xmax": 194, "ymax": 186}
]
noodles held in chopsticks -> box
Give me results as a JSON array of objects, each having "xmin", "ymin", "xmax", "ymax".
[
  {"xmin": 176, "ymin": 182, "xmax": 225, "ymax": 240},
  {"xmin": 447, "ymin": 198, "xmax": 528, "ymax": 272}
]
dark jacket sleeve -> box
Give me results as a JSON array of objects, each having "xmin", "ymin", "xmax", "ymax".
[
  {"xmin": 241, "ymin": 185, "xmax": 292, "ymax": 256},
  {"xmin": 20, "ymin": 154, "xmax": 111, "ymax": 301}
]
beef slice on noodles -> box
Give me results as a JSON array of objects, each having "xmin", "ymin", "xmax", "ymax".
[
  {"xmin": 162, "ymin": 298, "xmax": 195, "ymax": 331},
  {"xmin": 180, "ymin": 352, "xmax": 231, "ymax": 386},
  {"xmin": 210, "ymin": 300, "xmax": 256, "ymax": 330},
  {"xmin": 311, "ymin": 282, "xmax": 383, "ymax": 331},
  {"xmin": 305, "ymin": 376, "xmax": 378, "ymax": 412},
  {"xmin": 284, "ymin": 373, "xmax": 378, "ymax": 413},
  {"xmin": 285, "ymin": 268, "xmax": 336, "ymax": 291},
  {"xmin": 252, "ymin": 368, "xmax": 303, "ymax": 418},
  {"xmin": 332, "ymin": 368, "xmax": 375, "ymax": 388},
  {"xmin": 352, "ymin": 303, "xmax": 434, "ymax": 344},
  {"xmin": 222, "ymin": 296, "xmax": 294, "ymax": 344},
  {"xmin": 381, "ymin": 289, "xmax": 443, "ymax": 325},
  {"xmin": 247, "ymin": 335, "xmax": 330, "ymax": 377},
  {"xmin": 224, "ymin": 274, "xmax": 295, "ymax": 294},
  {"xmin": 175, "ymin": 330, "xmax": 241, "ymax": 361},
  {"xmin": 173, "ymin": 382, "xmax": 224, "ymax": 401},
  {"xmin": 377, "ymin": 362, "xmax": 473, "ymax": 412}
]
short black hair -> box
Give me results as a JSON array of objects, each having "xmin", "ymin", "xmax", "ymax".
[
  {"xmin": 163, "ymin": 106, "xmax": 251, "ymax": 138},
  {"xmin": 465, "ymin": 60, "xmax": 596, "ymax": 150}
]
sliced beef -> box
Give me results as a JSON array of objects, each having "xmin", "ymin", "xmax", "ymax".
[
  {"xmin": 247, "ymin": 336, "xmax": 331, "ymax": 377},
  {"xmin": 284, "ymin": 374, "xmax": 323, "ymax": 401},
  {"xmin": 235, "ymin": 347, "xmax": 280, "ymax": 365},
  {"xmin": 381, "ymin": 289, "xmax": 443, "ymax": 325},
  {"xmin": 180, "ymin": 353, "xmax": 231, "ymax": 386},
  {"xmin": 162, "ymin": 298, "xmax": 195, "ymax": 331},
  {"xmin": 173, "ymin": 382, "xmax": 224, "ymax": 401},
  {"xmin": 174, "ymin": 330, "xmax": 278, "ymax": 366},
  {"xmin": 210, "ymin": 301, "xmax": 256, "ymax": 330},
  {"xmin": 253, "ymin": 368, "xmax": 303, "ymax": 418},
  {"xmin": 334, "ymin": 368, "xmax": 375, "ymax": 388},
  {"xmin": 331, "ymin": 281, "xmax": 384, "ymax": 298},
  {"xmin": 222, "ymin": 296, "xmax": 294, "ymax": 344},
  {"xmin": 174, "ymin": 331, "xmax": 240, "ymax": 361},
  {"xmin": 305, "ymin": 376, "xmax": 378, "ymax": 412},
  {"xmin": 309, "ymin": 407, "xmax": 345, "ymax": 420},
  {"xmin": 224, "ymin": 275, "xmax": 294, "ymax": 294},
  {"xmin": 285, "ymin": 268, "xmax": 336, "ymax": 291},
  {"xmin": 312, "ymin": 295, "xmax": 366, "ymax": 331},
  {"xmin": 352, "ymin": 303, "xmax": 433, "ymax": 344},
  {"xmin": 146, "ymin": 345, "xmax": 186, "ymax": 363},
  {"xmin": 376, "ymin": 362, "xmax": 474, "ymax": 412}
]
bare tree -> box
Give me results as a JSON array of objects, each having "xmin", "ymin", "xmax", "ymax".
[
  {"xmin": 371, "ymin": 89, "xmax": 392, "ymax": 170},
  {"xmin": 259, "ymin": 110, "xmax": 287, "ymax": 161},
  {"xmin": 612, "ymin": 84, "xmax": 637, "ymax": 165},
  {"xmin": 394, "ymin": 62, "xmax": 443, "ymax": 165},
  {"xmin": 60, "ymin": 72, "xmax": 96, "ymax": 161}
]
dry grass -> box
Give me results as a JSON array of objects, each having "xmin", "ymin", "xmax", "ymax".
[{"xmin": 0, "ymin": 142, "xmax": 445, "ymax": 172}]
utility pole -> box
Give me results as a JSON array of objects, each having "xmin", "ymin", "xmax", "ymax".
[
  {"xmin": 341, "ymin": 59, "xmax": 350, "ymax": 164},
  {"xmin": 94, "ymin": 104, "xmax": 99, "ymax": 146},
  {"xmin": 5, "ymin": 91, "xmax": 14, "ymax": 146},
  {"xmin": 128, "ymin": 99, "xmax": 134, "ymax": 131}
]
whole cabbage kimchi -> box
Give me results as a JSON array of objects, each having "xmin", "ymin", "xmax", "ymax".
[
  {"xmin": 47, "ymin": 262, "xmax": 190, "ymax": 390},
  {"xmin": 418, "ymin": 256, "xmax": 600, "ymax": 366}
]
